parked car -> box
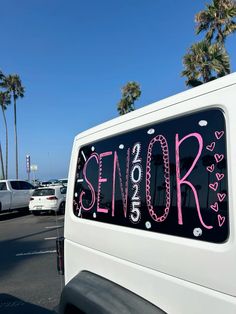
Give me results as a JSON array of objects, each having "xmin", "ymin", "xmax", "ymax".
[
  {"xmin": 32, "ymin": 179, "xmax": 41, "ymax": 188},
  {"xmin": 40, "ymin": 179, "xmax": 61, "ymax": 187},
  {"xmin": 58, "ymin": 178, "xmax": 68, "ymax": 186},
  {"xmin": 29, "ymin": 185, "xmax": 67, "ymax": 215},
  {"xmin": 40, "ymin": 181, "xmax": 53, "ymax": 187},
  {"xmin": 48, "ymin": 179, "xmax": 60, "ymax": 185},
  {"xmin": 0, "ymin": 179, "xmax": 35, "ymax": 212}
]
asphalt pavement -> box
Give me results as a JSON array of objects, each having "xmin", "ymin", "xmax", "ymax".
[{"xmin": 0, "ymin": 210, "xmax": 64, "ymax": 313}]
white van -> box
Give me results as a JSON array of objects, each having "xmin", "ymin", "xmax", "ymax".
[{"xmin": 59, "ymin": 73, "xmax": 236, "ymax": 314}]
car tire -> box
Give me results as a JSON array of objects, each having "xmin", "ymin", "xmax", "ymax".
[
  {"xmin": 33, "ymin": 211, "xmax": 40, "ymax": 216},
  {"xmin": 59, "ymin": 202, "xmax": 65, "ymax": 215}
]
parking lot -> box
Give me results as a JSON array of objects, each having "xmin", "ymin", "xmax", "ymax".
[{"xmin": 0, "ymin": 211, "xmax": 64, "ymax": 314}]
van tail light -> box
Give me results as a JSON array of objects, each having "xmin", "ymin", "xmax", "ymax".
[
  {"xmin": 47, "ymin": 196, "xmax": 58, "ymax": 200},
  {"xmin": 30, "ymin": 197, "xmax": 34, "ymax": 201},
  {"xmin": 56, "ymin": 237, "xmax": 64, "ymax": 275}
]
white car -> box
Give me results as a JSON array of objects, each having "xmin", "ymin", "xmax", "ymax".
[
  {"xmin": 29, "ymin": 186, "xmax": 66, "ymax": 215},
  {"xmin": 59, "ymin": 178, "xmax": 68, "ymax": 186},
  {"xmin": 0, "ymin": 179, "xmax": 35, "ymax": 212}
]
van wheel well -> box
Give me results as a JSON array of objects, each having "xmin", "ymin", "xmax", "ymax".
[{"xmin": 59, "ymin": 271, "xmax": 166, "ymax": 314}]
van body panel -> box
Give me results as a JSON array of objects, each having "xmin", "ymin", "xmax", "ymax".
[
  {"xmin": 65, "ymin": 240, "xmax": 236, "ymax": 314},
  {"xmin": 64, "ymin": 73, "xmax": 236, "ymax": 313}
]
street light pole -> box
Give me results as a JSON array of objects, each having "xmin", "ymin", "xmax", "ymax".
[{"xmin": 26, "ymin": 155, "xmax": 31, "ymax": 182}]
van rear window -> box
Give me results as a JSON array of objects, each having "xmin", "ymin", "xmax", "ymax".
[{"xmin": 73, "ymin": 109, "xmax": 228, "ymax": 243}]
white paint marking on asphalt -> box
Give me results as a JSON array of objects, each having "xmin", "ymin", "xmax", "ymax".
[
  {"xmin": 57, "ymin": 217, "xmax": 64, "ymax": 221},
  {"xmin": 44, "ymin": 237, "xmax": 57, "ymax": 240},
  {"xmin": 16, "ymin": 250, "xmax": 56, "ymax": 257},
  {"xmin": 45, "ymin": 225, "xmax": 62, "ymax": 229}
]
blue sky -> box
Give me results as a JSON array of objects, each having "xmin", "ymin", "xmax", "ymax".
[{"xmin": 0, "ymin": 0, "xmax": 235, "ymax": 180}]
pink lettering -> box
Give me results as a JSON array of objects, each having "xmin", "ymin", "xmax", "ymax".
[
  {"xmin": 97, "ymin": 151, "xmax": 113, "ymax": 213},
  {"xmin": 175, "ymin": 133, "xmax": 213, "ymax": 229},
  {"xmin": 79, "ymin": 153, "xmax": 99, "ymax": 211},
  {"xmin": 146, "ymin": 135, "xmax": 170, "ymax": 222},
  {"xmin": 112, "ymin": 149, "xmax": 130, "ymax": 217}
]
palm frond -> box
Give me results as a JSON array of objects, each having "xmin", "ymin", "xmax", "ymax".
[
  {"xmin": 195, "ymin": 0, "xmax": 236, "ymax": 44},
  {"xmin": 117, "ymin": 81, "xmax": 141, "ymax": 115},
  {"xmin": 181, "ymin": 40, "xmax": 230, "ymax": 87}
]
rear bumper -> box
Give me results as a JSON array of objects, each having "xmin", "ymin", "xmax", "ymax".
[{"xmin": 29, "ymin": 205, "xmax": 59, "ymax": 212}]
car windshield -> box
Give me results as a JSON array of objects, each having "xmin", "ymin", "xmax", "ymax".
[{"xmin": 33, "ymin": 188, "xmax": 55, "ymax": 196}]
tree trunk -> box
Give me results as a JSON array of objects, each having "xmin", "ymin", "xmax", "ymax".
[
  {"xmin": 2, "ymin": 106, "xmax": 8, "ymax": 179},
  {"xmin": 0, "ymin": 142, "xmax": 5, "ymax": 179},
  {"xmin": 14, "ymin": 94, "xmax": 18, "ymax": 179}
]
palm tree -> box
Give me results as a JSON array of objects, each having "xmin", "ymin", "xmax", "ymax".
[
  {"xmin": 117, "ymin": 98, "xmax": 130, "ymax": 116},
  {"xmin": 0, "ymin": 71, "xmax": 5, "ymax": 179},
  {"xmin": 1, "ymin": 75, "xmax": 25, "ymax": 179},
  {"xmin": 195, "ymin": 0, "xmax": 236, "ymax": 45},
  {"xmin": 0, "ymin": 142, "xmax": 5, "ymax": 179},
  {"xmin": 0, "ymin": 91, "xmax": 11, "ymax": 179},
  {"xmin": 182, "ymin": 40, "xmax": 230, "ymax": 87},
  {"xmin": 117, "ymin": 81, "xmax": 141, "ymax": 115}
]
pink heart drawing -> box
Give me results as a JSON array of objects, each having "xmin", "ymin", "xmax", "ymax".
[
  {"xmin": 206, "ymin": 142, "xmax": 215, "ymax": 152},
  {"xmin": 218, "ymin": 214, "xmax": 225, "ymax": 227},
  {"xmin": 206, "ymin": 164, "xmax": 215, "ymax": 173},
  {"xmin": 215, "ymin": 131, "xmax": 224, "ymax": 140},
  {"xmin": 216, "ymin": 173, "xmax": 224, "ymax": 181},
  {"xmin": 209, "ymin": 182, "xmax": 218, "ymax": 191},
  {"xmin": 217, "ymin": 193, "xmax": 226, "ymax": 202},
  {"xmin": 214, "ymin": 153, "xmax": 224, "ymax": 163},
  {"xmin": 210, "ymin": 202, "xmax": 219, "ymax": 212}
]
